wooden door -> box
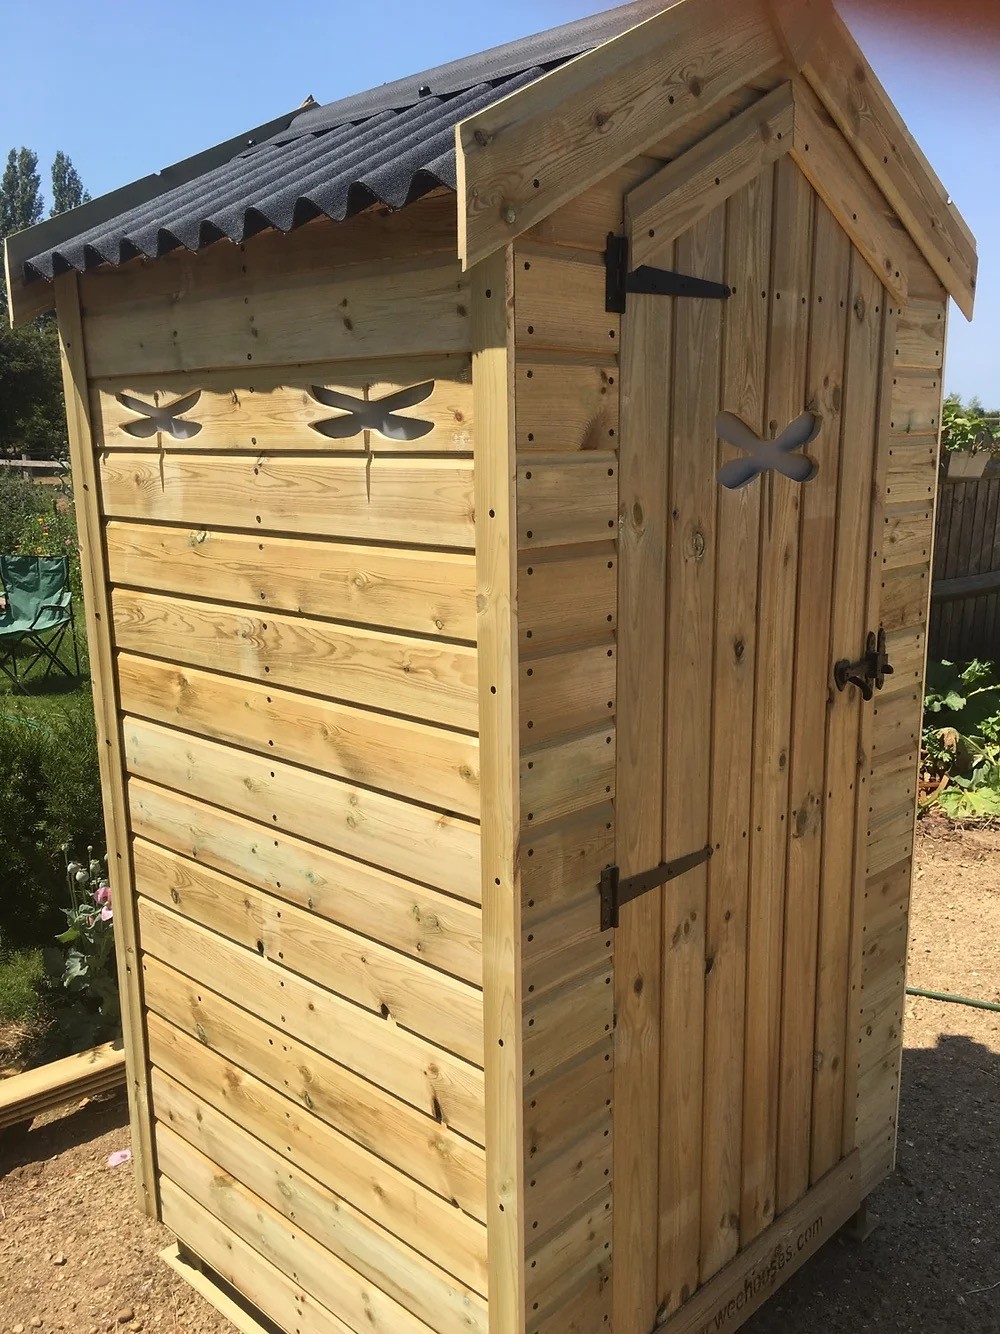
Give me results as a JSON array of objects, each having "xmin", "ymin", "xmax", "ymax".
[{"xmin": 613, "ymin": 158, "xmax": 890, "ymax": 1331}]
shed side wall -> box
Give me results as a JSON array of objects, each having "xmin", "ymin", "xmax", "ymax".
[
  {"xmin": 854, "ymin": 269, "xmax": 949, "ymax": 1195},
  {"xmin": 72, "ymin": 201, "xmax": 490, "ymax": 1334}
]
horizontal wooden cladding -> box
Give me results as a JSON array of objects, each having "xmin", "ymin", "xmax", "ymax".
[
  {"xmin": 149, "ymin": 1014, "xmax": 488, "ymax": 1291},
  {"xmin": 523, "ymin": 896, "xmax": 612, "ymax": 1000},
  {"xmin": 893, "ymin": 299, "xmax": 947, "ymax": 369},
  {"xmin": 92, "ymin": 355, "xmax": 473, "ymax": 453},
  {"xmin": 880, "ymin": 565, "xmax": 929, "ymax": 633},
  {"xmin": 123, "ymin": 716, "xmax": 480, "ymax": 904},
  {"xmin": 882, "ymin": 506, "xmax": 932, "ymax": 571},
  {"xmin": 143, "ymin": 954, "xmax": 486, "ymax": 1219},
  {"xmin": 154, "ymin": 1080, "xmax": 488, "ymax": 1331},
  {"xmin": 517, "ymin": 544, "xmax": 617, "ymax": 652},
  {"xmin": 129, "ymin": 783, "xmax": 483, "ymax": 973},
  {"xmin": 871, "ymin": 688, "xmax": 922, "ymax": 760},
  {"xmin": 521, "ymin": 804, "xmax": 614, "ymax": 924},
  {"xmin": 521, "ymin": 727, "xmax": 616, "ymax": 827},
  {"xmin": 139, "ymin": 897, "xmax": 484, "ymax": 1139},
  {"xmin": 118, "ymin": 654, "xmax": 480, "ymax": 819},
  {"xmin": 98, "ymin": 452, "xmax": 475, "ymax": 550},
  {"xmin": 525, "ymin": 1190, "xmax": 612, "ymax": 1311},
  {"xmin": 105, "ymin": 521, "xmax": 477, "ymax": 642},
  {"xmin": 515, "ymin": 357, "xmax": 619, "ymax": 453},
  {"xmin": 520, "ymin": 642, "xmax": 616, "ymax": 743},
  {"xmin": 514, "ymin": 252, "xmax": 619, "ymax": 354},
  {"xmin": 524, "ymin": 967, "xmax": 614, "ymax": 1086},
  {"xmin": 157, "ymin": 1129, "xmax": 438, "ymax": 1334},
  {"xmin": 83, "ymin": 253, "xmax": 471, "ymax": 378},
  {"xmin": 80, "ymin": 196, "xmax": 459, "ymax": 314},
  {"xmin": 517, "ymin": 453, "xmax": 618, "ymax": 548},
  {"xmin": 889, "ymin": 369, "xmax": 941, "ymax": 435},
  {"xmin": 111, "ymin": 589, "xmax": 478, "ymax": 732},
  {"xmin": 159, "ymin": 1177, "xmax": 357, "ymax": 1334},
  {"xmin": 885, "ymin": 437, "xmax": 936, "ymax": 508}
]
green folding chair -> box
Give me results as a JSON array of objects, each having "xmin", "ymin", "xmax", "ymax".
[{"xmin": 0, "ymin": 555, "xmax": 81, "ymax": 691}]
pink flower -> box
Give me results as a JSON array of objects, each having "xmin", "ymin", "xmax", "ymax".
[
  {"xmin": 100, "ymin": 905, "xmax": 113, "ymax": 923},
  {"xmin": 94, "ymin": 884, "xmax": 111, "ymax": 906}
]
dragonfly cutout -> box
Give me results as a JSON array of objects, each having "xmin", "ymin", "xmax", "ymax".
[
  {"xmin": 116, "ymin": 390, "xmax": 203, "ymax": 440},
  {"xmin": 309, "ymin": 381, "xmax": 435, "ymax": 442},
  {"xmin": 716, "ymin": 410, "xmax": 821, "ymax": 490}
]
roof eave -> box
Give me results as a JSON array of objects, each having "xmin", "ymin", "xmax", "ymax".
[{"xmin": 5, "ymin": 104, "xmax": 304, "ymax": 328}]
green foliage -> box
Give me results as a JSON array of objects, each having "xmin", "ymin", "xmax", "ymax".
[
  {"xmin": 50, "ymin": 151, "xmax": 91, "ymax": 217},
  {"xmin": 0, "ymin": 320, "xmax": 65, "ymax": 459},
  {"xmin": 941, "ymin": 394, "xmax": 1000, "ymax": 456},
  {"xmin": 0, "ymin": 147, "xmax": 43, "ymax": 237},
  {"xmin": 922, "ymin": 659, "xmax": 1000, "ymax": 819},
  {"xmin": 0, "ymin": 697, "xmax": 103, "ymax": 950},
  {"xmin": 0, "ymin": 471, "xmax": 81, "ymax": 606},
  {"xmin": 0, "ymin": 946, "xmax": 45, "ymax": 1024},
  {"xmin": 55, "ymin": 849, "xmax": 118, "ymax": 1027}
]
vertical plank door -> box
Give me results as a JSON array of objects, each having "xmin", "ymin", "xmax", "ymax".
[{"xmin": 613, "ymin": 158, "xmax": 883, "ymax": 1331}]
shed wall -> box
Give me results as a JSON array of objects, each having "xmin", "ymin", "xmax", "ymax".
[{"xmin": 64, "ymin": 200, "xmax": 491, "ymax": 1333}]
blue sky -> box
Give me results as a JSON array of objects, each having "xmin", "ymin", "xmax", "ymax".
[{"xmin": 1, "ymin": 0, "xmax": 994, "ymax": 399}]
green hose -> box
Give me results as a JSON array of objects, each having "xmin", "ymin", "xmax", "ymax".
[{"xmin": 906, "ymin": 986, "xmax": 1000, "ymax": 1013}]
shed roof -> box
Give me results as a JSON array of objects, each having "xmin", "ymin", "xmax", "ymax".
[{"xmin": 8, "ymin": 2, "xmax": 654, "ymax": 287}]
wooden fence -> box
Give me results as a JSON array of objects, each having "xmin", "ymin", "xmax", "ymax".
[{"xmin": 930, "ymin": 473, "xmax": 1000, "ymax": 661}]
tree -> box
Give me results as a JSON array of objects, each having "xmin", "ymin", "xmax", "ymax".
[
  {"xmin": 50, "ymin": 151, "xmax": 91, "ymax": 216},
  {"xmin": 0, "ymin": 147, "xmax": 43, "ymax": 239},
  {"xmin": 0, "ymin": 147, "xmax": 89, "ymax": 459}
]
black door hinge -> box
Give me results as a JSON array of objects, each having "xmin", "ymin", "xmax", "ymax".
[
  {"xmin": 605, "ymin": 233, "xmax": 732, "ymax": 313},
  {"xmin": 600, "ymin": 844, "xmax": 714, "ymax": 931},
  {"xmin": 834, "ymin": 626, "xmax": 894, "ymax": 702}
]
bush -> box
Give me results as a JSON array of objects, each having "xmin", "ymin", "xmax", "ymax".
[
  {"xmin": 922, "ymin": 659, "xmax": 1000, "ymax": 819},
  {"xmin": 0, "ymin": 695, "xmax": 103, "ymax": 950},
  {"xmin": 0, "ymin": 946, "xmax": 45, "ymax": 1024}
]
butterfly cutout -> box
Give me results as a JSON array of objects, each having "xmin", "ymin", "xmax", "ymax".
[
  {"xmin": 116, "ymin": 390, "xmax": 203, "ymax": 440},
  {"xmin": 309, "ymin": 381, "xmax": 435, "ymax": 442},
  {"xmin": 716, "ymin": 411, "xmax": 821, "ymax": 490}
]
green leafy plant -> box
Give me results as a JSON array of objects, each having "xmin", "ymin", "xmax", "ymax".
[
  {"xmin": 940, "ymin": 394, "xmax": 1000, "ymax": 456},
  {"xmin": 922, "ymin": 658, "xmax": 1000, "ymax": 819},
  {"xmin": 54, "ymin": 846, "xmax": 119, "ymax": 1026}
]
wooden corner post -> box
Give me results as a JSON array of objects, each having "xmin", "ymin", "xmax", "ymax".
[
  {"xmin": 54, "ymin": 271, "xmax": 159, "ymax": 1218},
  {"xmin": 471, "ymin": 247, "xmax": 526, "ymax": 1330}
]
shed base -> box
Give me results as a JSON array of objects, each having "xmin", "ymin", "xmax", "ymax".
[
  {"xmin": 656, "ymin": 1151, "xmax": 862, "ymax": 1334},
  {"xmin": 160, "ymin": 1242, "xmax": 281, "ymax": 1334}
]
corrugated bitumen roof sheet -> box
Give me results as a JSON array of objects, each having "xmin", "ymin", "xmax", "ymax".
[{"xmin": 20, "ymin": 1, "xmax": 655, "ymax": 284}]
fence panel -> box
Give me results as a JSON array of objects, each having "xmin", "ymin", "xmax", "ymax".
[{"xmin": 930, "ymin": 473, "xmax": 1000, "ymax": 660}]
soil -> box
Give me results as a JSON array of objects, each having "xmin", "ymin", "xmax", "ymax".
[{"xmin": 1, "ymin": 822, "xmax": 997, "ymax": 1334}]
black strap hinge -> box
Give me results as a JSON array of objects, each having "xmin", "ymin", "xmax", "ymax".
[
  {"xmin": 600, "ymin": 844, "xmax": 714, "ymax": 931},
  {"xmin": 605, "ymin": 233, "xmax": 731, "ymax": 313}
]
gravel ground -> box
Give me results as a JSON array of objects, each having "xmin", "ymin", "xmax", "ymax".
[{"xmin": 0, "ymin": 821, "xmax": 996, "ymax": 1333}]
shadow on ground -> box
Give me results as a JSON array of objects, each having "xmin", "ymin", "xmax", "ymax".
[{"xmin": 744, "ymin": 1031, "xmax": 999, "ymax": 1333}]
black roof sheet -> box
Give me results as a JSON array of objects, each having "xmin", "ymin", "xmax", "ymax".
[{"xmin": 19, "ymin": 2, "xmax": 654, "ymax": 285}]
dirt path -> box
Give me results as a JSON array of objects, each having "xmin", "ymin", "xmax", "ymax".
[{"xmin": 1, "ymin": 824, "xmax": 997, "ymax": 1333}]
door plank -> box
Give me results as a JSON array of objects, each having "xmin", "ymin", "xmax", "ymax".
[
  {"xmin": 657, "ymin": 205, "xmax": 725, "ymax": 1314},
  {"xmin": 741, "ymin": 158, "xmax": 815, "ymax": 1245},
  {"xmin": 699, "ymin": 173, "xmax": 770, "ymax": 1285},
  {"xmin": 776, "ymin": 204, "xmax": 850, "ymax": 1214},
  {"xmin": 811, "ymin": 259, "xmax": 884, "ymax": 1182}
]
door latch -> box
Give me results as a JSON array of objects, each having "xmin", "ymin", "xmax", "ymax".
[{"xmin": 834, "ymin": 627, "xmax": 893, "ymax": 701}]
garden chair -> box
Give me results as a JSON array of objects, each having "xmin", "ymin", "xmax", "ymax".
[{"xmin": 0, "ymin": 555, "xmax": 80, "ymax": 691}]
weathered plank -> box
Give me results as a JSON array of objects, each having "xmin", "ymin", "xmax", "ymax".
[
  {"xmin": 99, "ymin": 452, "xmax": 475, "ymax": 549},
  {"xmin": 111, "ymin": 589, "xmax": 478, "ymax": 732},
  {"xmin": 515, "ymin": 357, "xmax": 618, "ymax": 453},
  {"xmin": 148, "ymin": 1014, "xmax": 488, "ymax": 1290},
  {"xmin": 144, "ymin": 956, "xmax": 486, "ymax": 1216},
  {"xmin": 139, "ymin": 897, "xmax": 485, "ymax": 1139},
  {"xmin": 118, "ymin": 654, "xmax": 481, "ymax": 818},
  {"xmin": 92, "ymin": 356, "xmax": 473, "ymax": 452},
  {"xmin": 105, "ymin": 521, "xmax": 478, "ymax": 641},
  {"xmin": 122, "ymin": 717, "xmax": 480, "ymax": 902},
  {"xmin": 84, "ymin": 253, "xmax": 472, "ymax": 377}
]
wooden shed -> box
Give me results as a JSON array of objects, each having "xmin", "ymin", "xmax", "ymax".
[{"xmin": 5, "ymin": 1, "xmax": 977, "ymax": 1330}]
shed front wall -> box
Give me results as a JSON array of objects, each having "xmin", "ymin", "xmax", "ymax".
[
  {"xmin": 500, "ymin": 127, "xmax": 948, "ymax": 1334},
  {"xmin": 58, "ymin": 197, "xmax": 492, "ymax": 1334}
]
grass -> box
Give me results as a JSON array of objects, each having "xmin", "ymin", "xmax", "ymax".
[{"xmin": 0, "ymin": 947, "xmax": 45, "ymax": 1024}]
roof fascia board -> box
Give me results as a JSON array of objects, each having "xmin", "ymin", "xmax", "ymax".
[
  {"xmin": 5, "ymin": 106, "xmax": 303, "ymax": 328},
  {"xmin": 802, "ymin": 8, "xmax": 976, "ymax": 318},
  {"xmin": 455, "ymin": 0, "xmax": 784, "ymax": 270}
]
